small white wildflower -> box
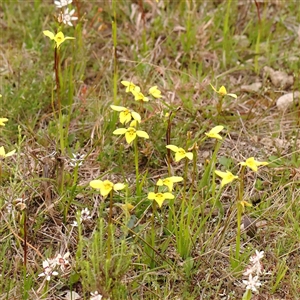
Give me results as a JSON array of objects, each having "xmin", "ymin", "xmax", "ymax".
[
  {"xmin": 250, "ymin": 250, "xmax": 264, "ymax": 264},
  {"xmin": 70, "ymin": 153, "xmax": 85, "ymax": 167},
  {"xmin": 90, "ymin": 291, "xmax": 102, "ymax": 300},
  {"xmin": 54, "ymin": 252, "xmax": 70, "ymax": 272},
  {"xmin": 38, "ymin": 260, "xmax": 59, "ymax": 281},
  {"xmin": 54, "ymin": 0, "xmax": 72, "ymax": 8},
  {"xmin": 71, "ymin": 220, "xmax": 80, "ymax": 227},
  {"xmin": 81, "ymin": 208, "xmax": 92, "ymax": 222},
  {"xmin": 242, "ymin": 274, "xmax": 261, "ymax": 293},
  {"xmin": 61, "ymin": 8, "xmax": 78, "ymax": 27}
]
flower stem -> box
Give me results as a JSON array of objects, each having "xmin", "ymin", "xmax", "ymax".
[
  {"xmin": 107, "ymin": 190, "xmax": 113, "ymax": 259},
  {"xmin": 236, "ymin": 166, "xmax": 245, "ymax": 261},
  {"xmin": 134, "ymin": 138, "xmax": 140, "ymax": 195}
]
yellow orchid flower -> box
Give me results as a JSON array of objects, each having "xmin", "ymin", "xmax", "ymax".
[
  {"xmin": 132, "ymin": 89, "xmax": 149, "ymax": 102},
  {"xmin": 149, "ymin": 86, "xmax": 162, "ymax": 98},
  {"xmin": 215, "ymin": 170, "xmax": 238, "ymax": 187},
  {"xmin": 239, "ymin": 157, "xmax": 268, "ymax": 172},
  {"xmin": 90, "ymin": 179, "xmax": 125, "ymax": 197},
  {"xmin": 166, "ymin": 145, "xmax": 193, "ymax": 162},
  {"xmin": 0, "ymin": 146, "xmax": 16, "ymax": 158},
  {"xmin": 113, "ymin": 124, "xmax": 149, "ymax": 144},
  {"xmin": 205, "ymin": 125, "xmax": 224, "ymax": 140},
  {"xmin": 43, "ymin": 30, "xmax": 75, "ymax": 48},
  {"xmin": 0, "ymin": 118, "xmax": 8, "ymax": 126},
  {"xmin": 210, "ymin": 84, "xmax": 237, "ymax": 99},
  {"xmin": 110, "ymin": 105, "xmax": 141, "ymax": 124},
  {"xmin": 156, "ymin": 176, "xmax": 183, "ymax": 192},
  {"xmin": 121, "ymin": 81, "xmax": 139, "ymax": 93},
  {"xmin": 148, "ymin": 192, "xmax": 174, "ymax": 208}
]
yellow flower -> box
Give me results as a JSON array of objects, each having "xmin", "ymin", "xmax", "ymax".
[
  {"xmin": 238, "ymin": 200, "xmax": 252, "ymax": 213},
  {"xmin": 215, "ymin": 170, "xmax": 238, "ymax": 187},
  {"xmin": 239, "ymin": 157, "xmax": 268, "ymax": 172},
  {"xmin": 43, "ymin": 30, "xmax": 75, "ymax": 48},
  {"xmin": 0, "ymin": 118, "xmax": 8, "ymax": 126},
  {"xmin": 210, "ymin": 84, "xmax": 237, "ymax": 99},
  {"xmin": 149, "ymin": 86, "xmax": 162, "ymax": 98},
  {"xmin": 0, "ymin": 146, "xmax": 16, "ymax": 158},
  {"xmin": 113, "ymin": 125, "xmax": 149, "ymax": 144},
  {"xmin": 132, "ymin": 88, "xmax": 149, "ymax": 102},
  {"xmin": 205, "ymin": 125, "xmax": 224, "ymax": 140},
  {"xmin": 121, "ymin": 81, "xmax": 139, "ymax": 93},
  {"xmin": 110, "ymin": 105, "xmax": 141, "ymax": 124},
  {"xmin": 89, "ymin": 179, "xmax": 125, "ymax": 197},
  {"xmin": 156, "ymin": 176, "xmax": 183, "ymax": 192},
  {"xmin": 166, "ymin": 145, "xmax": 193, "ymax": 162},
  {"xmin": 148, "ymin": 192, "xmax": 174, "ymax": 208}
]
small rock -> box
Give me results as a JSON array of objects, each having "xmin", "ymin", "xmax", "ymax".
[
  {"xmin": 263, "ymin": 66, "xmax": 294, "ymax": 89},
  {"xmin": 241, "ymin": 82, "xmax": 262, "ymax": 93},
  {"xmin": 276, "ymin": 92, "xmax": 300, "ymax": 111}
]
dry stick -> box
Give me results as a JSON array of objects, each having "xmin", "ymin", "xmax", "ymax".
[{"xmin": 254, "ymin": 0, "xmax": 261, "ymax": 23}]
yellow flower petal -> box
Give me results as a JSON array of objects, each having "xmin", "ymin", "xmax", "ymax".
[
  {"xmin": 147, "ymin": 192, "xmax": 156, "ymax": 200},
  {"xmin": 113, "ymin": 183, "xmax": 125, "ymax": 191},
  {"xmin": 43, "ymin": 30, "xmax": 55, "ymax": 40},
  {"xmin": 175, "ymin": 151, "xmax": 186, "ymax": 162},
  {"xmin": 205, "ymin": 125, "xmax": 224, "ymax": 140},
  {"xmin": 131, "ymin": 111, "xmax": 141, "ymax": 122},
  {"xmin": 227, "ymin": 93, "xmax": 237, "ymax": 99},
  {"xmin": 119, "ymin": 110, "xmax": 131, "ymax": 124},
  {"xmin": 185, "ymin": 152, "xmax": 193, "ymax": 160},
  {"xmin": 113, "ymin": 128, "xmax": 127, "ymax": 135},
  {"xmin": 125, "ymin": 128, "xmax": 137, "ymax": 144},
  {"xmin": 0, "ymin": 146, "xmax": 15, "ymax": 158},
  {"xmin": 5, "ymin": 149, "xmax": 16, "ymax": 157},
  {"xmin": 89, "ymin": 180, "xmax": 103, "ymax": 189},
  {"xmin": 218, "ymin": 86, "xmax": 227, "ymax": 96},
  {"xmin": 0, "ymin": 118, "xmax": 8, "ymax": 126},
  {"xmin": 166, "ymin": 145, "xmax": 179, "ymax": 152},
  {"xmin": 215, "ymin": 170, "xmax": 238, "ymax": 187},
  {"xmin": 136, "ymin": 130, "xmax": 149, "ymax": 139},
  {"xmin": 110, "ymin": 105, "xmax": 126, "ymax": 112}
]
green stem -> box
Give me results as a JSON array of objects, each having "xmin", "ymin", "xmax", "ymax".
[
  {"xmin": 134, "ymin": 138, "xmax": 140, "ymax": 195},
  {"xmin": 107, "ymin": 190, "xmax": 113, "ymax": 259},
  {"xmin": 235, "ymin": 166, "xmax": 245, "ymax": 261},
  {"xmin": 183, "ymin": 158, "xmax": 188, "ymax": 201}
]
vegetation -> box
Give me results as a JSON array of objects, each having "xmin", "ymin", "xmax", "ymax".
[{"xmin": 1, "ymin": 0, "xmax": 300, "ymax": 299}]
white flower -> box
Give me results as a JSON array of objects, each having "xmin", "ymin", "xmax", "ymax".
[
  {"xmin": 81, "ymin": 208, "xmax": 92, "ymax": 222},
  {"xmin": 242, "ymin": 274, "xmax": 262, "ymax": 293},
  {"xmin": 71, "ymin": 220, "xmax": 79, "ymax": 227},
  {"xmin": 54, "ymin": 0, "xmax": 72, "ymax": 8},
  {"xmin": 38, "ymin": 260, "xmax": 59, "ymax": 281},
  {"xmin": 61, "ymin": 8, "xmax": 78, "ymax": 27},
  {"xmin": 70, "ymin": 153, "xmax": 85, "ymax": 167},
  {"xmin": 53, "ymin": 252, "xmax": 70, "ymax": 272},
  {"xmin": 250, "ymin": 250, "xmax": 264, "ymax": 264},
  {"xmin": 90, "ymin": 291, "xmax": 102, "ymax": 300}
]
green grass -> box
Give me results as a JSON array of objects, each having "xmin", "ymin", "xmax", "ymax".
[{"xmin": 1, "ymin": 0, "xmax": 300, "ymax": 299}]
